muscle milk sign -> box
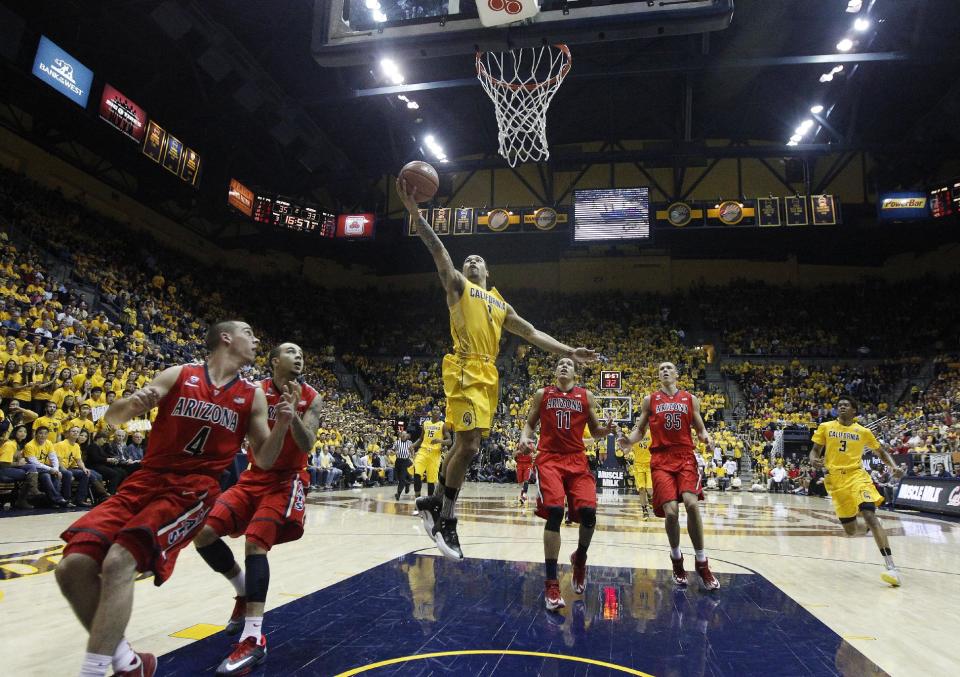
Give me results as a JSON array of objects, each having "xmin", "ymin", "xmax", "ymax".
[{"xmin": 896, "ymin": 478, "xmax": 960, "ymax": 517}]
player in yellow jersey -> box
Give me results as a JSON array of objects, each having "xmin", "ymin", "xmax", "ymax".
[
  {"xmin": 410, "ymin": 407, "xmax": 452, "ymax": 513},
  {"xmin": 398, "ymin": 180, "xmax": 596, "ymax": 559},
  {"xmin": 631, "ymin": 437, "xmax": 653, "ymax": 519},
  {"xmin": 810, "ymin": 397, "xmax": 904, "ymax": 587}
]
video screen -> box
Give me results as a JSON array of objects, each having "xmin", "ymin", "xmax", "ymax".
[{"xmin": 573, "ymin": 188, "xmax": 650, "ymax": 242}]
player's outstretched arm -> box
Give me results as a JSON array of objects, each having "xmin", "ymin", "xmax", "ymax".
[
  {"xmin": 518, "ymin": 388, "xmax": 545, "ymax": 454},
  {"xmin": 690, "ymin": 395, "xmax": 713, "ymax": 449},
  {"xmin": 503, "ymin": 305, "xmax": 596, "ymax": 364},
  {"xmin": 809, "ymin": 443, "xmax": 825, "ymax": 468},
  {"xmin": 396, "ymin": 178, "xmax": 465, "ymax": 304},
  {"xmin": 618, "ymin": 395, "xmax": 651, "ymax": 449},
  {"xmin": 290, "ymin": 387, "xmax": 324, "ymax": 452},
  {"xmin": 248, "ymin": 384, "xmax": 295, "ymax": 470},
  {"xmin": 105, "ymin": 365, "xmax": 182, "ymax": 426}
]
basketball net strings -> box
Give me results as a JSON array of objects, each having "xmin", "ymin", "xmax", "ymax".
[{"xmin": 478, "ymin": 46, "xmax": 569, "ymax": 167}]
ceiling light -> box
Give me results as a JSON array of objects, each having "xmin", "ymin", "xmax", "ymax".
[
  {"xmin": 790, "ymin": 134, "xmax": 803, "ymax": 142},
  {"xmin": 837, "ymin": 38, "xmax": 854, "ymax": 52},
  {"xmin": 397, "ymin": 94, "xmax": 408, "ymax": 102},
  {"xmin": 834, "ymin": 65, "xmax": 844, "ymax": 73},
  {"xmin": 800, "ymin": 118, "xmax": 814, "ymax": 129},
  {"xmin": 853, "ymin": 17, "xmax": 871, "ymax": 32},
  {"xmin": 810, "ymin": 104, "xmax": 824, "ymax": 114},
  {"xmin": 424, "ymin": 134, "xmax": 435, "ymax": 144},
  {"xmin": 819, "ymin": 73, "xmax": 834, "ymax": 83},
  {"xmin": 406, "ymin": 101, "xmax": 419, "ymax": 110},
  {"xmin": 373, "ymin": 10, "xmax": 387, "ymax": 22},
  {"xmin": 846, "ymin": 0, "xmax": 863, "ymax": 12},
  {"xmin": 786, "ymin": 140, "xmax": 798, "ymax": 146},
  {"xmin": 364, "ymin": 0, "xmax": 379, "ymax": 8}
]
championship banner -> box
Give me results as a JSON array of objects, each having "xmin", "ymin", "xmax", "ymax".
[
  {"xmin": 98, "ymin": 84, "xmax": 148, "ymax": 142},
  {"xmin": 707, "ymin": 200, "xmax": 756, "ymax": 227},
  {"xmin": 431, "ymin": 207, "xmax": 451, "ymax": 235},
  {"xmin": 161, "ymin": 132, "xmax": 184, "ymax": 175},
  {"xmin": 656, "ymin": 202, "xmax": 705, "ymax": 228},
  {"xmin": 142, "ymin": 120, "xmax": 165, "ymax": 163},
  {"xmin": 453, "ymin": 207, "xmax": 474, "ymax": 235},
  {"xmin": 810, "ymin": 194, "xmax": 837, "ymax": 225},
  {"xmin": 522, "ymin": 207, "xmax": 567, "ymax": 231},
  {"xmin": 477, "ymin": 208, "xmax": 522, "ymax": 234},
  {"xmin": 408, "ymin": 208, "xmax": 429, "ymax": 236},
  {"xmin": 785, "ymin": 195, "xmax": 809, "ymax": 226},
  {"xmin": 757, "ymin": 197, "xmax": 781, "ymax": 227},
  {"xmin": 180, "ymin": 147, "xmax": 201, "ymax": 186},
  {"xmin": 878, "ymin": 192, "xmax": 928, "ymax": 221}
]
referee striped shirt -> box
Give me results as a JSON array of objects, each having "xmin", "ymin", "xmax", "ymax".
[{"xmin": 394, "ymin": 438, "xmax": 412, "ymax": 459}]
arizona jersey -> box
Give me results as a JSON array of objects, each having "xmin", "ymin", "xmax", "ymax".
[
  {"xmin": 252, "ymin": 377, "xmax": 319, "ymax": 473},
  {"xmin": 538, "ymin": 385, "xmax": 591, "ymax": 455},
  {"xmin": 143, "ymin": 364, "xmax": 257, "ymax": 475},
  {"xmin": 811, "ymin": 420, "xmax": 880, "ymax": 472},
  {"xmin": 648, "ymin": 389, "xmax": 694, "ymax": 453},
  {"xmin": 449, "ymin": 279, "xmax": 507, "ymax": 359},
  {"xmin": 420, "ymin": 420, "xmax": 445, "ymax": 453}
]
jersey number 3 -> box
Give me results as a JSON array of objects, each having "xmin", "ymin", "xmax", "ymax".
[{"xmin": 184, "ymin": 426, "xmax": 212, "ymax": 456}]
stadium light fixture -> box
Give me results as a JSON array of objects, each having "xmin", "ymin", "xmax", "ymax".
[
  {"xmin": 406, "ymin": 101, "xmax": 419, "ymax": 110},
  {"xmin": 837, "ymin": 38, "xmax": 854, "ymax": 52},
  {"xmin": 786, "ymin": 140, "xmax": 798, "ymax": 147},
  {"xmin": 364, "ymin": 0, "xmax": 379, "ymax": 8},
  {"xmin": 790, "ymin": 134, "xmax": 803, "ymax": 143},
  {"xmin": 810, "ymin": 104, "xmax": 824, "ymax": 114},
  {"xmin": 380, "ymin": 57, "xmax": 404, "ymax": 84},
  {"xmin": 846, "ymin": 0, "xmax": 863, "ymax": 13},
  {"xmin": 854, "ymin": 17, "xmax": 871, "ymax": 32}
]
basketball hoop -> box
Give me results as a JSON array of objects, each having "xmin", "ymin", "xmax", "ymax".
[{"xmin": 476, "ymin": 44, "xmax": 572, "ymax": 167}]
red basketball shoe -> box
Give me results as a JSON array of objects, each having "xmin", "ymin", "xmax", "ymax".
[
  {"xmin": 671, "ymin": 555, "xmax": 688, "ymax": 587},
  {"xmin": 570, "ymin": 551, "xmax": 587, "ymax": 594},
  {"xmin": 225, "ymin": 596, "xmax": 246, "ymax": 635},
  {"xmin": 216, "ymin": 635, "xmax": 267, "ymax": 675},
  {"xmin": 695, "ymin": 558, "xmax": 720, "ymax": 591},
  {"xmin": 544, "ymin": 579, "xmax": 565, "ymax": 611},
  {"xmin": 112, "ymin": 653, "xmax": 156, "ymax": 677}
]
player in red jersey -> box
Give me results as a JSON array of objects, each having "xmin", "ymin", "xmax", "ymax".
[
  {"xmin": 618, "ymin": 361, "xmax": 719, "ymax": 590},
  {"xmin": 54, "ymin": 321, "xmax": 295, "ymax": 677},
  {"xmin": 193, "ymin": 342, "xmax": 323, "ymax": 676},
  {"xmin": 519, "ymin": 357, "xmax": 614, "ymax": 610}
]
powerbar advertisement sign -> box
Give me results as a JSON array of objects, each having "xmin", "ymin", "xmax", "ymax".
[
  {"xmin": 896, "ymin": 478, "xmax": 960, "ymax": 516},
  {"xmin": 31, "ymin": 35, "xmax": 93, "ymax": 108}
]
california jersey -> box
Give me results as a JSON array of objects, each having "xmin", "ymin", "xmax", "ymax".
[
  {"xmin": 143, "ymin": 364, "xmax": 257, "ymax": 475},
  {"xmin": 537, "ymin": 385, "xmax": 591, "ymax": 455},
  {"xmin": 648, "ymin": 389, "xmax": 694, "ymax": 453},
  {"xmin": 421, "ymin": 420, "xmax": 445, "ymax": 453},
  {"xmin": 811, "ymin": 420, "xmax": 880, "ymax": 472},
  {"xmin": 449, "ymin": 279, "xmax": 507, "ymax": 359},
  {"xmin": 252, "ymin": 377, "xmax": 319, "ymax": 473},
  {"xmin": 633, "ymin": 442, "xmax": 651, "ymax": 466}
]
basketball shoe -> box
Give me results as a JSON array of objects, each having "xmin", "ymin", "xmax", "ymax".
[
  {"xmin": 544, "ymin": 579, "xmax": 565, "ymax": 611},
  {"xmin": 433, "ymin": 516, "xmax": 464, "ymax": 560},
  {"xmin": 695, "ymin": 558, "xmax": 720, "ymax": 591},
  {"xmin": 570, "ymin": 551, "xmax": 587, "ymax": 594},
  {"xmin": 671, "ymin": 556, "xmax": 688, "ymax": 587},
  {"xmin": 224, "ymin": 596, "xmax": 246, "ymax": 635},
  {"xmin": 881, "ymin": 568, "xmax": 902, "ymax": 587},
  {"xmin": 216, "ymin": 635, "xmax": 267, "ymax": 676},
  {"xmin": 112, "ymin": 652, "xmax": 156, "ymax": 677},
  {"xmin": 416, "ymin": 495, "xmax": 441, "ymax": 537}
]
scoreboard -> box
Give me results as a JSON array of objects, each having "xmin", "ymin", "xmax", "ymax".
[{"xmin": 249, "ymin": 194, "xmax": 335, "ymax": 236}]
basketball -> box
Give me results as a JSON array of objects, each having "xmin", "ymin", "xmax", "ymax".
[{"xmin": 399, "ymin": 161, "xmax": 439, "ymax": 203}]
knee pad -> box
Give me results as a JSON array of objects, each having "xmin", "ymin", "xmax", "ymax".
[
  {"xmin": 545, "ymin": 506, "xmax": 565, "ymax": 532},
  {"xmin": 196, "ymin": 539, "xmax": 236, "ymax": 574},
  {"xmin": 578, "ymin": 507, "xmax": 597, "ymax": 529}
]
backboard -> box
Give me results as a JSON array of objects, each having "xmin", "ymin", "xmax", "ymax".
[{"xmin": 312, "ymin": 0, "xmax": 734, "ymax": 66}]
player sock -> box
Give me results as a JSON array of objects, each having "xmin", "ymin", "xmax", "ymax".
[
  {"xmin": 440, "ymin": 485, "xmax": 458, "ymax": 518},
  {"xmin": 229, "ymin": 570, "xmax": 246, "ymax": 596},
  {"xmin": 112, "ymin": 638, "xmax": 140, "ymax": 672},
  {"xmin": 670, "ymin": 546, "xmax": 682, "ymax": 560},
  {"xmin": 695, "ymin": 549, "xmax": 707, "ymax": 563},
  {"xmin": 245, "ymin": 554, "xmax": 269, "ymax": 604},
  {"xmin": 433, "ymin": 475, "xmax": 445, "ymax": 499},
  {"xmin": 427, "ymin": 482, "xmax": 435, "ymax": 496},
  {"xmin": 79, "ymin": 652, "xmax": 112, "ymax": 677},
  {"xmin": 545, "ymin": 559, "xmax": 558, "ymax": 579},
  {"xmin": 241, "ymin": 616, "xmax": 264, "ymax": 641},
  {"xmin": 522, "ymin": 481, "xmax": 529, "ymax": 493},
  {"xmin": 880, "ymin": 547, "xmax": 895, "ymax": 568},
  {"xmin": 413, "ymin": 474, "xmax": 423, "ymax": 496}
]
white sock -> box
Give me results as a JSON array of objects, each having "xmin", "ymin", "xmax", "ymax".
[
  {"xmin": 79, "ymin": 652, "xmax": 112, "ymax": 677},
  {"xmin": 241, "ymin": 616, "xmax": 263, "ymax": 641},
  {"xmin": 111, "ymin": 638, "xmax": 140, "ymax": 672},
  {"xmin": 883, "ymin": 554, "xmax": 896, "ymax": 569},
  {"xmin": 229, "ymin": 570, "xmax": 246, "ymax": 596},
  {"xmin": 695, "ymin": 549, "xmax": 707, "ymax": 563},
  {"xmin": 670, "ymin": 546, "xmax": 682, "ymax": 560}
]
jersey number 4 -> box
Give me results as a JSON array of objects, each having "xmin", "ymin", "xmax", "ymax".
[{"xmin": 184, "ymin": 426, "xmax": 211, "ymax": 456}]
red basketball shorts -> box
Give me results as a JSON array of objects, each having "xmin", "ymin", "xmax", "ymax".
[
  {"xmin": 205, "ymin": 469, "xmax": 308, "ymax": 551},
  {"xmin": 61, "ymin": 470, "xmax": 219, "ymax": 585},
  {"xmin": 650, "ymin": 449, "xmax": 703, "ymax": 517},
  {"xmin": 516, "ymin": 460, "xmax": 533, "ymax": 484},
  {"xmin": 533, "ymin": 451, "xmax": 596, "ymax": 523}
]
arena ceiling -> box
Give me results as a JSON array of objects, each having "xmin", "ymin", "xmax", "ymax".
[{"xmin": 1, "ymin": 0, "xmax": 959, "ymax": 265}]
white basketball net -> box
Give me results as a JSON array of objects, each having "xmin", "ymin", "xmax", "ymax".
[{"xmin": 476, "ymin": 44, "xmax": 572, "ymax": 167}]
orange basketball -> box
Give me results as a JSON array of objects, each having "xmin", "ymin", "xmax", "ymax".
[{"xmin": 399, "ymin": 161, "xmax": 439, "ymax": 203}]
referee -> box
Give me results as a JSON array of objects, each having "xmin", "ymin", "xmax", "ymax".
[{"xmin": 393, "ymin": 432, "xmax": 413, "ymax": 500}]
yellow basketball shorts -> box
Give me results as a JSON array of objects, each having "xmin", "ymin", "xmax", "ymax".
[
  {"xmin": 633, "ymin": 464, "xmax": 653, "ymax": 490},
  {"xmin": 442, "ymin": 353, "xmax": 499, "ymax": 435},
  {"xmin": 824, "ymin": 468, "xmax": 883, "ymax": 520},
  {"xmin": 413, "ymin": 448, "xmax": 442, "ymax": 484}
]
